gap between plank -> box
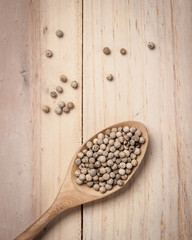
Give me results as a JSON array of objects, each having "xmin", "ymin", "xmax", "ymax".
[{"xmin": 81, "ymin": 0, "xmax": 84, "ymax": 240}]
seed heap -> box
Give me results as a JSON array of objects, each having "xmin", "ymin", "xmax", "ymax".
[{"xmin": 74, "ymin": 126, "xmax": 145, "ymax": 193}]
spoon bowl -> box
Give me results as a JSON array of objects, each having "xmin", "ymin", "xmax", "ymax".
[{"xmin": 15, "ymin": 121, "xmax": 148, "ymax": 240}]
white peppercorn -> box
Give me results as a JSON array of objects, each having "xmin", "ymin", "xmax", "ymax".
[
  {"xmin": 102, "ymin": 162, "xmax": 107, "ymax": 167},
  {"xmin": 63, "ymin": 106, "xmax": 70, "ymax": 113},
  {"xmin": 132, "ymin": 159, "xmax": 138, "ymax": 167},
  {"xmin": 110, "ymin": 172, "xmax": 115, "ymax": 178},
  {"xmin": 114, "ymin": 150, "xmax": 120, "ymax": 157},
  {"xmin": 78, "ymin": 152, "xmax": 84, "ymax": 159},
  {"xmin": 123, "ymin": 126, "xmax": 129, "ymax": 133},
  {"xmin": 105, "ymin": 129, "xmax": 111, "ymax": 135},
  {"xmin": 92, "ymin": 145, "xmax": 99, "ymax": 151},
  {"xmin": 93, "ymin": 138, "xmax": 98, "ymax": 144},
  {"xmin": 86, "ymin": 141, "xmax": 93, "ymax": 149},
  {"xmin": 75, "ymin": 169, "xmax": 81, "ymax": 177},
  {"xmin": 93, "ymin": 175, "xmax": 99, "ymax": 181},
  {"xmin": 100, "ymin": 167, "xmax": 106, "ymax": 174},
  {"xmin": 124, "ymin": 150, "xmax": 130, "ymax": 157},
  {"xmin": 42, "ymin": 105, "xmax": 50, "ymax": 113},
  {"xmin": 56, "ymin": 86, "xmax": 63, "ymax": 93},
  {"xmin": 74, "ymin": 157, "xmax": 81, "ymax": 165},
  {"xmin": 130, "ymin": 153, "xmax": 136, "ymax": 159},
  {"xmin": 58, "ymin": 101, "xmax": 65, "ymax": 108},
  {"xmin": 103, "ymin": 173, "xmax": 110, "ymax": 181},
  {"xmin": 100, "ymin": 144, "xmax": 106, "ymax": 150},
  {"xmin": 117, "ymin": 180, "xmax": 124, "ymax": 186},
  {"xmin": 120, "ymin": 162, "xmax": 126, "ymax": 168},
  {"xmin": 119, "ymin": 152, "xmax": 126, "ymax": 158},
  {"xmin": 105, "ymin": 184, "xmax": 112, "ymax": 190},
  {"xmin": 105, "ymin": 167, "xmax": 111, "ymax": 173},
  {"xmin": 99, "ymin": 156, "xmax": 106, "ymax": 163},
  {"xmin": 93, "ymin": 184, "xmax": 99, "ymax": 191},
  {"xmin": 109, "ymin": 139, "xmax": 115, "ymax": 146},
  {"xmin": 103, "ymin": 138, "xmax": 109, "ymax": 144},
  {"xmin": 132, "ymin": 135, "xmax": 139, "ymax": 142},
  {"xmin": 60, "ymin": 75, "xmax": 67, "ymax": 83},
  {"xmin": 87, "ymin": 181, "xmax": 94, "ymax": 187},
  {"xmin": 98, "ymin": 133, "xmax": 104, "ymax": 139},
  {"xmin": 108, "ymin": 152, "xmax": 114, "ymax": 159},
  {"xmin": 116, "ymin": 132, "xmax": 122, "ymax": 137},
  {"xmin": 50, "ymin": 91, "xmax": 57, "ymax": 98},
  {"xmin": 126, "ymin": 169, "xmax": 132, "ymax": 175},
  {"xmin": 87, "ymin": 150, "xmax": 93, "ymax": 157},
  {"xmin": 118, "ymin": 137, "xmax": 124, "ymax": 143},
  {"xmin": 79, "ymin": 174, "xmax": 86, "ymax": 181},
  {"xmin": 86, "ymin": 174, "xmax": 92, "ymax": 182},
  {"xmin": 76, "ymin": 178, "xmax": 83, "ymax": 185},
  {"xmin": 81, "ymin": 168, "xmax": 88, "ymax": 174},
  {"xmin": 112, "ymin": 163, "xmax": 118, "ymax": 170},
  {"xmin": 93, "ymin": 152, "xmax": 99, "ymax": 159},
  {"xmin": 71, "ymin": 80, "xmax": 78, "ymax": 89},
  {"xmin": 107, "ymin": 179, "xmax": 114, "ymax": 185},
  {"xmin": 126, "ymin": 163, "xmax": 132, "ymax": 170},
  {"xmin": 98, "ymin": 139, "xmax": 103, "ymax": 145},
  {"xmin": 56, "ymin": 30, "xmax": 64, "ymax": 37},
  {"xmin": 95, "ymin": 161, "xmax": 101, "ymax": 168},
  {"xmin": 139, "ymin": 137, "xmax": 145, "ymax": 144},
  {"xmin": 114, "ymin": 141, "xmax": 121, "ymax": 149},
  {"xmin": 67, "ymin": 102, "xmax": 74, "ymax": 109},
  {"xmin": 110, "ymin": 132, "xmax": 116, "ymax": 139},
  {"xmin": 112, "ymin": 128, "xmax": 117, "ymax": 132},
  {"xmin": 107, "ymin": 159, "xmax": 113, "ymax": 167},
  {"xmin": 121, "ymin": 175, "xmax": 128, "ymax": 180},
  {"xmin": 99, "ymin": 186, "xmax": 106, "ymax": 193},
  {"xmin": 119, "ymin": 169, "xmax": 126, "ymax": 175},
  {"xmin": 127, "ymin": 132, "xmax": 133, "ymax": 137},
  {"xmin": 130, "ymin": 127, "xmax": 136, "ymax": 133},
  {"xmin": 110, "ymin": 146, "xmax": 116, "ymax": 152},
  {"xmin": 89, "ymin": 157, "xmax": 95, "ymax": 164}
]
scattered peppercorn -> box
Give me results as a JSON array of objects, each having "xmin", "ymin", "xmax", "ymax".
[
  {"xmin": 45, "ymin": 50, "xmax": 53, "ymax": 57},
  {"xmin": 56, "ymin": 86, "xmax": 63, "ymax": 93},
  {"xmin": 147, "ymin": 42, "xmax": 155, "ymax": 50},
  {"xmin": 50, "ymin": 91, "xmax": 57, "ymax": 98},
  {"xmin": 67, "ymin": 102, "xmax": 74, "ymax": 109},
  {"xmin": 71, "ymin": 81, "xmax": 78, "ymax": 89},
  {"xmin": 63, "ymin": 106, "xmax": 70, "ymax": 113},
  {"xmin": 106, "ymin": 74, "xmax": 113, "ymax": 81},
  {"xmin": 60, "ymin": 75, "xmax": 67, "ymax": 83},
  {"xmin": 42, "ymin": 105, "xmax": 50, "ymax": 113},
  {"xmin": 103, "ymin": 47, "xmax": 111, "ymax": 55},
  {"xmin": 58, "ymin": 101, "xmax": 65, "ymax": 108},
  {"xmin": 56, "ymin": 30, "xmax": 64, "ymax": 38},
  {"xmin": 120, "ymin": 48, "xmax": 127, "ymax": 55},
  {"xmin": 55, "ymin": 107, "xmax": 62, "ymax": 115}
]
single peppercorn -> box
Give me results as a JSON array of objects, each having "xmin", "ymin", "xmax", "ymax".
[
  {"xmin": 56, "ymin": 30, "xmax": 64, "ymax": 38},
  {"xmin": 50, "ymin": 91, "xmax": 57, "ymax": 98},
  {"xmin": 120, "ymin": 48, "xmax": 127, "ymax": 55},
  {"xmin": 42, "ymin": 105, "xmax": 50, "ymax": 113},
  {"xmin": 55, "ymin": 107, "xmax": 62, "ymax": 115},
  {"xmin": 147, "ymin": 42, "xmax": 155, "ymax": 49},
  {"xmin": 58, "ymin": 101, "xmax": 65, "ymax": 108},
  {"xmin": 56, "ymin": 86, "xmax": 63, "ymax": 93},
  {"xmin": 67, "ymin": 102, "xmax": 74, "ymax": 109},
  {"xmin": 103, "ymin": 47, "xmax": 111, "ymax": 55},
  {"xmin": 63, "ymin": 106, "xmax": 70, "ymax": 113},
  {"xmin": 71, "ymin": 81, "xmax": 78, "ymax": 89},
  {"xmin": 106, "ymin": 74, "xmax": 113, "ymax": 81},
  {"xmin": 45, "ymin": 50, "xmax": 53, "ymax": 57},
  {"xmin": 60, "ymin": 75, "xmax": 67, "ymax": 83}
]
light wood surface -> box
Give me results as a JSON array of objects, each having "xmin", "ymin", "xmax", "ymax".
[
  {"xmin": 83, "ymin": 0, "xmax": 192, "ymax": 240},
  {"xmin": 1, "ymin": 0, "xmax": 192, "ymax": 239},
  {"xmin": 15, "ymin": 121, "xmax": 148, "ymax": 240},
  {"xmin": 0, "ymin": 0, "xmax": 82, "ymax": 240}
]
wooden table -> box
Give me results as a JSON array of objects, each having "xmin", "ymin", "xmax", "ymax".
[{"xmin": 0, "ymin": 0, "xmax": 192, "ymax": 239}]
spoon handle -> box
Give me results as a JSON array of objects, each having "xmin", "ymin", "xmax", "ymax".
[{"xmin": 14, "ymin": 205, "xmax": 60, "ymax": 240}]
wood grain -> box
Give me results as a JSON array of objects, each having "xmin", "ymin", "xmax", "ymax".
[
  {"xmin": 0, "ymin": 0, "xmax": 82, "ymax": 239},
  {"xmin": 83, "ymin": 0, "xmax": 192, "ymax": 240}
]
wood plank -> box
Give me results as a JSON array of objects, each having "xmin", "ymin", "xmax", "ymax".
[
  {"xmin": 0, "ymin": 0, "xmax": 82, "ymax": 239},
  {"xmin": 83, "ymin": 0, "xmax": 192, "ymax": 239}
]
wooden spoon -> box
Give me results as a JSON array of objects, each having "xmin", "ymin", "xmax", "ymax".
[{"xmin": 15, "ymin": 121, "xmax": 148, "ymax": 240}]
